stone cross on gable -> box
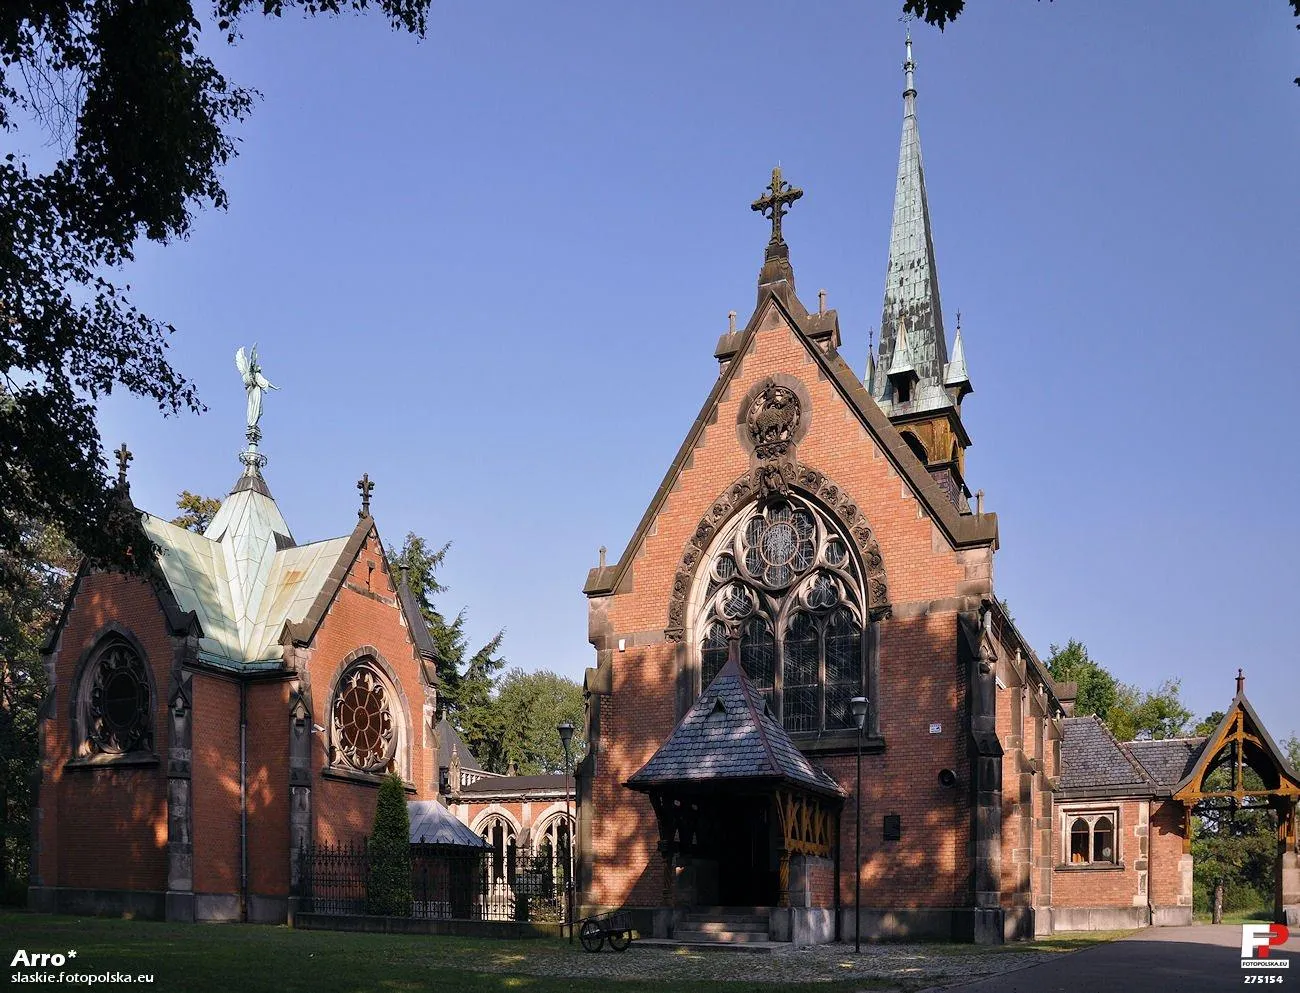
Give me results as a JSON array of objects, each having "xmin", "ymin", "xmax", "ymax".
[
  {"xmin": 114, "ymin": 443, "xmax": 133, "ymax": 486},
  {"xmin": 751, "ymin": 166, "xmax": 803, "ymax": 247},
  {"xmin": 357, "ymin": 473, "xmax": 374, "ymax": 519}
]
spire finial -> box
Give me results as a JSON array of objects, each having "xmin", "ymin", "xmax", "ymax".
[
  {"xmin": 1236, "ymin": 668, "xmax": 1245, "ymax": 696},
  {"xmin": 728, "ymin": 310, "xmax": 737, "ymax": 333},
  {"xmin": 357, "ymin": 472, "xmax": 374, "ymax": 519},
  {"xmin": 114, "ymin": 443, "xmax": 133, "ymax": 487},
  {"xmin": 956, "ymin": 309, "xmax": 962, "ymax": 331},
  {"xmin": 903, "ymin": 32, "xmax": 917, "ymax": 103},
  {"xmin": 751, "ymin": 165, "xmax": 803, "ymax": 252},
  {"xmin": 235, "ymin": 346, "xmax": 276, "ymax": 478}
]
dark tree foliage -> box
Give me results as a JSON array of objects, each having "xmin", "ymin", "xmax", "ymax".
[
  {"xmin": 387, "ymin": 533, "xmax": 508, "ymax": 767},
  {"xmin": 1, "ymin": 1, "xmax": 429, "ymax": 571},
  {"xmin": 366, "ymin": 772, "xmax": 411, "ymax": 916},
  {"xmin": 0, "ymin": 517, "xmax": 76, "ymax": 902}
]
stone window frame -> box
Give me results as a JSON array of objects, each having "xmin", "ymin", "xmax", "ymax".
[
  {"xmin": 67, "ymin": 625, "xmax": 159, "ymax": 768},
  {"xmin": 689, "ymin": 492, "xmax": 870, "ymax": 736},
  {"xmin": 322, "ymin": 646, "xmax": 412, "ymax": 787},
  {"xmin": 475, "ymin": 812, "xmax": 519, "ymax": 882},
  {"xmin": 1059, "ymin": 806, "xmax": 1122, "ymax": 869}
]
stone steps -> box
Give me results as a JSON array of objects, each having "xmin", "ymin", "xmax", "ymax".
[{"xmin": 672, "ymin": 907, "xmax": 775, "ymax": 945}]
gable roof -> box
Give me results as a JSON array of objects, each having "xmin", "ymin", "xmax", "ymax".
[
  {"xmin": 436, "ymin": 718, "xmax": 482, "ymax": 772},
  {"xmin": 1059, "ymin": 716, "xmax": 1158, "ymax": 796},
  {"xmin": 626, "ymin": 654, "xmax": 843, "ymax": 799},
  {"xmin": 1172, "ymin": 692, "xmax": 1300, "ymax": 800},
  {"xmin": 585, "ymin": 280, "xmax": 997, "ymax": 597}
]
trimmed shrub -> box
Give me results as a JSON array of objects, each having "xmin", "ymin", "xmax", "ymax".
[{"xmin": 367, "ymin": 773, "xmax": 412, "ymax": 916}]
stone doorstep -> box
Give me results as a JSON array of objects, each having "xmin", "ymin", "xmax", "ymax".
[
  {"xmin": 681, "ymin": 916, "xmax": 771, "ymax": 931},
  {"xmin": 673, "ymin": 926, "xmax": 772, "ymax": 943},
  {"xmin": 635, "ymin": 938, "xmax": 786, "ymax": 954}
]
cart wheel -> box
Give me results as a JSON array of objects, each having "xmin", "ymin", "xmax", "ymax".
[
  {"xmin": 579, "ymin": 920, "xmax": 604, "ymax": 953},
  {"xmin": 608, "ymin": 929, "xmax": 631, "ymax": 952}
]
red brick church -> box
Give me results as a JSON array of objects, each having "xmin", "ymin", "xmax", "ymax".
[
  {"xmin": 28, "ymin": 38, "xmax": 1298, "ymax": 941},
  {"xmin": 574, "ymin": 38, "xmax": 1299, "ymax": 943}
]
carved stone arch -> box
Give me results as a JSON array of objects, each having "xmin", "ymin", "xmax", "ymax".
[
  {"xmin": 69, "ymin": 622, "xmax": 159, "ymax": 758},
  {"xmin": 325, "ymin": 645, "xmax": 413, "ymax": 780},
  {"xmin": 470, "ymin": 804, "xmax": 523, "ymax": 837},
  {"xmin": 665, "ymin": 463, "xmax": 891, "ymax": 643}
]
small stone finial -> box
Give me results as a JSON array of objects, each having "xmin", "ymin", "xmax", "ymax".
[
  {"xmin": 599, "ymin": 545, "xmax": 607, "ymax": 569},
  {"xmin": 818, "ymin": 289, "xmax": 827, "ymax": 315},
  {"xmin": 751, "ymin": 165, "xmax": 803, "ymax": 250},
  {"xmin": 728, "ymin": 310, "xmax": 737, "ymax": 333},
  {"xmin": 1236, "ymin": 668, "xmax": 1245, "ymax": 696},
  {"xmin": 976, "ymin": 489, "xmax": 985, "ymax": 516},
  {"xmin": 357, "ymin": 473, "xmax": 374, "ymax": 519},
  {"xmin": 114, "ymin": 443, "xmax": 133, "ymax": 487}
]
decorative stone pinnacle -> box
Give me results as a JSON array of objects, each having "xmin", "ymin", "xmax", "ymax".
[
  {"xmin": 114, "ymin": 443, "xmax": 133, "ymax": 487},
  {"xmin": 818, "ymin": 289, "xmax": 826, "ymax": 315},
  {"xmin": 728, "ymin": 310, "xmax": 737, "ymax": 333},
  {"xmin": 751, "ymin": 165, "xmax": 803, "ymax": 253},
  {"xmin": 357, "ymin": 472, "xmax": 374, "ymax": 518}
]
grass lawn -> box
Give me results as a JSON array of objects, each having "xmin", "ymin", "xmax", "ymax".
[
  {"xmin": 1192, "ymin": 909, "xmax": 1274, "ymax": 925},
  {"xmin": 0, "ymin": 911, "xmax": 1128, "ymax": 993}
]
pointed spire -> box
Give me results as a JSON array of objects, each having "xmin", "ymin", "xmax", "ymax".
[
  {"xmin": 945, "ymin": 310, "xmax": 972, "ymax": 399},
  {"xmin": 887, "ymin": 311, "xmax": 916, "ymax": 377},
  {"xmin": 875, "ymin": 35, "xmax": 950, "ymax": 414}
]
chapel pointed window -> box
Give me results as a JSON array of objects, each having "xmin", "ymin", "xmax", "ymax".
[{"xmin": 693, "ymin": 495, "xmax": 868, "ymax": 733}]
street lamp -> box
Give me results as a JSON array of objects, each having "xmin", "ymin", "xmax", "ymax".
[
  {"xmin": 557, "ymin": 721, "xmax": 575, "ymax": 945},
  {"xmin": 849, "ymin": 696, "xmax": 869, "ymax": 954}
]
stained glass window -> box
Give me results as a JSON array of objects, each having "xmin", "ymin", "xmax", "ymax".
[
  {"xmin": 693, "ymin": 495, "xmax": 868, "ymax": 733},
  {"xmin": 84, "ymin": 640, "xmax": 152, "ymax": 755}
]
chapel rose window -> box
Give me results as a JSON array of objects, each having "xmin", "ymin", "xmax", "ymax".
[
  {"xmin": 332, "ymin": 661, "xmax": 397, "ymax": 774},
  {"xmin": 83, "ymin": 640, "xmax": 152, "ymax": 755}
]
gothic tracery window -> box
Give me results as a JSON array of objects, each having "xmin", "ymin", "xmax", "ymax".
[
  {"xmin": 80, "ymin": 638, "xmax": 152, "ymax": 755},
  {"xmin": 695, "ymin": 495, "xmax": 866, "ymax": 733},
  {"xmin": 331, "ymin": 659, "xmax": 399, "ymax": 775}
]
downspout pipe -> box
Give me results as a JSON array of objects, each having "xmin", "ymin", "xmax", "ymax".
[
  {"xmin": 240, "ymin": 679, "xmax": 249, "ymax": 923},
  {"xmin": 1146, "ymin": 800, "xmax": 1154, "ymax": 925}
]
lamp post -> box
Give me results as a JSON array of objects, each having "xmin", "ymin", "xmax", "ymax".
[
  {"xmin": 849, "ymin": 696, "xmax": 869, "ymax": 954},
  {"xmin": 557, "ymin": 721, "xmax": 575, "ymax": 945}
]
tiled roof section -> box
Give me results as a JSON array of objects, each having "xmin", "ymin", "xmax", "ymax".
[
  {"xmin": 626, "ymin": 657, "xmax": 843, "ymax": 798},
  {"xmin": 1059, "ymin": 716, "xmax": 1156, "ymax": 792},
  {"xmin": 407, "ymin": 800, "xmax": 487, "ymax": 848},
  {"xmin": 436, "ymin": 719, "xmax": 481, "ymax": 772},
  {"xmin": 459, "ymin": 773, "xmax": 570, "ymax": 795},
  {"xmin": 1126, "ymin": 737, "xmax": 1208, "ymax": 787}
]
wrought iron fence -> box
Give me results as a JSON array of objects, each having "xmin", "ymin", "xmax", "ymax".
[{"xmin": 299, "ymin": 840, "xmax": 571, "ymax": 923}]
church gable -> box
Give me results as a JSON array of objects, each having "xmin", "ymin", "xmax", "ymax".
[{"xmin": 587, "ymin": 283, "xmax": 994, "ymax": 640}]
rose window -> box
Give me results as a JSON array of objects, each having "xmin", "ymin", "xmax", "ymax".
[
  {"xmin": 86, "ymin": 642, "xmax": 151, "ymax": 754},
  {"xmin": 333, "ymin": 663, "xmax": 397, "ymax": 773},
  {"xmin": 695, "ymin": 495, "xmax": 866, "ymax": 733}
]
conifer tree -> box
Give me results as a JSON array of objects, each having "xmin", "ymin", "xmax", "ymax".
[{"xmin": 367, "ymin": 773, "xmax": 411, "ymax": 917}]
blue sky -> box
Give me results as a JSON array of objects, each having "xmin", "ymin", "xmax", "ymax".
[{"xmin": 98, "ymin": 1, "xmax": 1299, "ymax": 741}]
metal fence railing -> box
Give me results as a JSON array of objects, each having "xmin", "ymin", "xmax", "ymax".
[{"xmin": 299, "ymin": 840, "xmax": 571, "ymax": 923}]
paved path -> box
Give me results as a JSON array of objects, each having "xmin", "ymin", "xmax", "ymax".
[{"xmin": 936, "ymin": 925, "xmax": 1298, "ymax": 993}]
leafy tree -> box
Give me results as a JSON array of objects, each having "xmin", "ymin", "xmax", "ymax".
[
  {"xmin": 1108, "ymin": 679, "xmax": 1192, "ymax": 741},
  {"xmin": 170, "ymin": 491, "xmax": 222, "ymax": 533},
  {"xmin": 366, "ymin": 772, "xmax": 411, "ymax": 916},
  {"xmin": 1193, "ymin": 711, "xmax": 1226, "ymax": 738},
  {"xmin": 1285, "ymin": 733, "xmax": 1300, "ymax": 772},
  {"xmin": 0, "ymin": 517, "xmax": 77, "ymax": 902},
  {"xmin": 1, "ymin": 1, "xmax": 430, "ymax": 572},
  {"xmin": 1045, "ymin": 640, "xmax": 1119, "ymax": 723},
  {"xmin": 387, "ymin": 532, "xmax": 507, "ymax": 767},
  {"xmin": 490, "ymin": 669, "xmax": 585, "ymax": 776}
]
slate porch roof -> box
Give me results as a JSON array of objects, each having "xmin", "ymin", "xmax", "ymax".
[
  {"xmin": 1059, "ymin": 715, "xmax": 1209, "ymax": 798},
  {"xmin": 459, "ymin": 773, "xmax": 571, "ymax": 796},
  {"xmin": 626, "ymin": 655, "xmax": 844, "ymax": 799},
  {"xmin": 407, "ymin": 800, "xmax": 488, "ymax": 848}
]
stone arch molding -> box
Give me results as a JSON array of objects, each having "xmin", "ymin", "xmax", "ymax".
[{"xmin": 665, "ymin": 464, "xmax": 891, "ymax": 642}]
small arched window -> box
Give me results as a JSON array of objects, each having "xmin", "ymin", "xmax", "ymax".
[
  {"xmin": 329, "ymin": 657, "xmax": 403, "ymax": 777},
  {"xmin": 1069, "ymin": 818, "xmax": 1090, "ymax": 864},
  {"xmin": 1065, "ymin": 810, "xmax": 1119, "ymax": 866},
  {"xmin": 693, "ymin": 495, "xmax": 867, "ymax": 734},
  {"xmin": 479, "ymin": 815, "xmax": 517, "ymax": 882},
  {"xmin": 77, "ymin": 637, "xmax": 152, "ymax": 757}
]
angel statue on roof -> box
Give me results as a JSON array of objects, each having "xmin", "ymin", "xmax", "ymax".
[{"xmin": 235, "ymin": 345, "xmax": 277, "ymax": 431}]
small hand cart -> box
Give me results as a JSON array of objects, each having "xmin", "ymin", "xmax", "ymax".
[{"xmin": 578, "ymin": 910, "xmax": 633, "ymax": 952}]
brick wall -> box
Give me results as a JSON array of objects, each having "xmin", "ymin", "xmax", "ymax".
[
  {"xmin": 1050, "ymin": 799, "xmax": 1147, "ymax": 908},
  {"xmin": 307, "ymin": 534, "xmax": 433, "ymax": 845},
  {"xmin": 41, "ymin": 573, "xmax": 172, "ymax": 893},
  {"xmin": 246, "ymin": 680, "xmax": 291, "ymax": 896},
  {"xmin": 191, "ymin": 674, "xmax": 240, "ymax": 894}
]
